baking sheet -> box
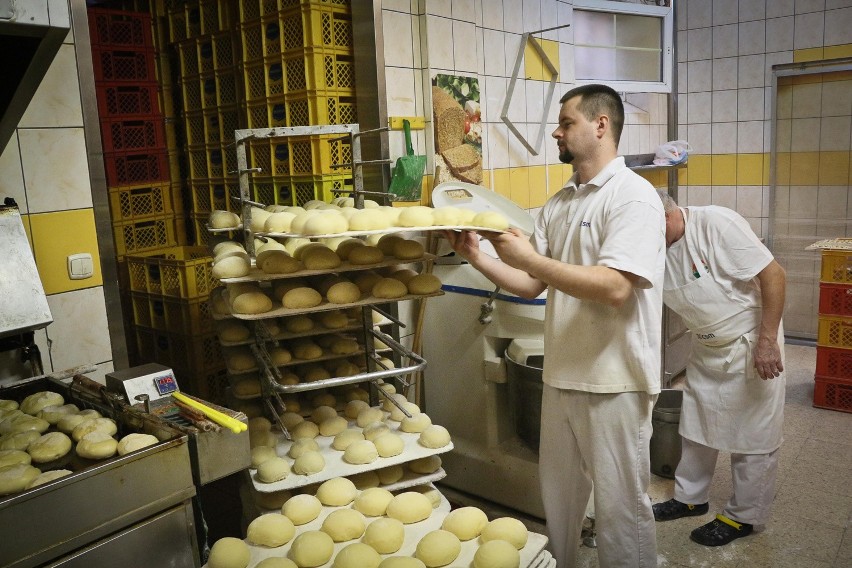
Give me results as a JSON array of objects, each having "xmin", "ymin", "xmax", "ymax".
[
  {"xmin": 218, "ymin": 320, "xmax": 364, "ymax": 347},
  {"xmin": 224, "ymin": 348, "xmax": 366, "ymax": 375},
  {"xmin": 256, "ymin": 224, "xmax": 510, "ymax": 240},
  {"xmin": 210, "ymin": 488, "xmax": 548, "ymax": 568},
  {"xmin": 219, "ymin": 253, "xmax": 436, "ymax": 283},
  {"xmin": 207, "ymin": 224, "xmax": 243, "ymax": 233}
]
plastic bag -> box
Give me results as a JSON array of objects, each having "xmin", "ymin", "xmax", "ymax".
[{"xmin": 653, "ymin": 140, "xmax": 692, "ymax": 166}]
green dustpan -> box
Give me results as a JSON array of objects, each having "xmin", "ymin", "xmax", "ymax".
[{"xmin": 388, "ymin": 119, "xmax": 426, "ymax": 201}]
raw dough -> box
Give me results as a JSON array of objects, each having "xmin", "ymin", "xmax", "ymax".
[
  {"xmin": 334, "ymin": 361, "xmax": 361, "ymax": 377},
  {"xmin": 441, "ymin": 506, "xmax": 489, "ymax": 541},
  {"xmin": 37, "ymin": 404, "xmax": 79, "ymax": 425},
  {"xmin": 208, "ymin": 210, "xmax": 241, "ymax": 229},
  {"xmin": 27, "ymin": 432, "xmax": 72, "ymax": 463},
  {"xmin": 345, "ymin": 387, "xmax": 370, "ymax": 403},
  {"xmin": 280, "ymin": 411, "xmax": 304, "ymax": 430},
  {"xmin": 372, "ymin": 278, "xmax": 407, "ymax": 299},
  {"xmin": 249, "ymin": 417, "xmax": 272, "ymax": 432},
  {"xmin": 282, "ymin": 494, "xmax": 323, "ymax": 525},
  {"xmin": 471, "ymin": 211, "xmax": 510, "ymax": 231},
  {"xmin": 356, "ymin": 407, "xmax": 385, "ymax": 428},
  {"xmin": 282, "ymin": 287, "xmax": 323, "ymax": 309},
  {"xmin": 311, "ymin": 405, "xmax": 338, "ymax": 423},
  {"xmin": 397, "ymin": 206, "xmax": 434, "ymax": 227},
  {"xmin": 348, "ymin": 208, "xmax": 389, "ymax": 231},
  {"xmin": 251, "ymin": 446, "xmax": 278, "ymax": 468},
  {"xmin": 0, "ymin": 449, "xmax": 31, "ymax": 468},
  {"xmin": 400, "ymin": 413, "xmax": 432, "ymax": 433},
  {"xmin": 292, "ymin": 340, "xmax": 322, "ymax": 360},
  {"xmin": 257, "ymin": 457, "xmax": 290, "ymax": 483},
  {"xmin": 393, "ymin": 239, "xmax": 425, "ymax": 260},
  {"xmin": 353, "ymin": 487, "xmax": 394, "ymax": 517},
  {"xmin": 377, "ymin": 558, "xmax": 426, "ymax": 568},
  {"xmin": 232, "ymin": 291, "xmax": 273, "ymax": 314},
  {"xmin": 249, "ymin": 208, "xmax": 272, "ymax": 232},
  {"xmin": 480, "ymin": 517, "xmax": 529, "ymax": 549},
  {"xmin": 303, "ymin": 211, "xmax": 348, "ymax": 235},
  {"xmin": 418, "ymin": 425, "xmax": 451, "ymax": 449},
  {"xmin": 264, "ymin": 211, "xmax": 297, "ymax": 232},
  {"xmin": 26, "ymin": 469, "xmax": 72, "ymax": 489},
  {"xmin": 373, "ymin": 433, "xmax": 404, "ymax": 457},
  {"xmin": 0, "ymin": 463, "xmax": 40, "ymax": 495},
  {"xmin": 350, "ymin": 469, "xmax": 380, "ymax": 489},
  {"xmin": 319, "ymin": 311, "xmax": 349, "ymax": 329},
  {"xmin": 72, "ymin": 417, "xmax": 118, "ymax": 442},
  {"xmin": 343, "ymin": 439, "xmax": 378, "ymax": 464},
  {"xmin": 407, "ymin": 274, "xmax": 442, "ymax": 295},
  {"xmin": 284, "ymin": 315, "xmax": 314, "ymax": 333},
  {"xmin": 302, "ymin": 246, "xmax": 342, "ymax": 270},
  {"xmin": 207, "ymin": 537, "xmax": 250, "ymax": 568},
  {"xmin": 408, "ymin": 454, "xmax": 442, "ymax": 474},
  {"xmin": 376, "ymin": 464, "xmax": 405, "ymax": 485},
  {"xmin": 246, "ymin": 513, "xmax": 296, "ymax": 547},
  {"xmin": 326, "ymin": 282, "xmax": 361, "ymax": 304},
  {"xmin": 347, "ymin": 245, "xmax": 384, "ymax": 265},
  {"xmin": 353, "ymin": 271, "xmax": 383, "ymax": 294},
  {"xmin": 76, "ymin": 431, "xmax": 118, "ymax": 460},
  {"xmin": 302, "ymin": 366, "xmax": 330, "ymax": 382},
  {"xmin": 226, "ymin": 348, "xmax": 256, "ymax": 372},
  {"xmin": 472, "ymin": 539, "xmax": 520, "ymax": 568},
  {"xmin": 332, "ymin": 429, "xmax": 365, "ymax": 451},
  {"xmin": 57, "ymin": 413, "xmax": 89, "ymax": 435},
  {"xmin": 362, "ymin": 422, "xmax": 390, "ymax": 441},
  {"xmin": 414, "ymin": 530, "xmax": 462, "ymax": 567},
  {"xmin": 389, "ymin": 402, "xmax": 420, "ymax": 422},
  {"xmin": 117, "ymin": 433, "xmax": 159, "ymax": 456},
  {"xmin": 283, "ymin": 237, "xmax": 312, "ymax": 257},
  {"xmin": 270, "ymin": 347, "xmax": 293, "ymax": 365},
  {"xmin": 321, "ymin": 508, "xmax": 366, "ymax": 542},
  {"xmin": 410, "ymin": 484, "xmax": 442, "ymax": 508},
  {"xmin": 331, "ymin": 338, "xmax": 359, "ymax": 355},
  {"xmin": 432, "ymin": 206, "xmax": 464, "ymax": 226},
  {"xmin": 386, "ymin": 492, "xmax": 433, "ymax": 524},
  {"xmin": 332, "ymin": 542, "xmax": 382, "ymax": 568},
  {"xmin": 388, "ymin": 269, "xmax": 418, "ymax": 285},
  {"xmin": 292, "ymin": 450, "xmax": 325, "ymax": 475},
  {"xmin": 254, "ymin": 488, "xmax": 292, "ymax": 511},
  {"xmin": 289, "ymin": 530, "xmax": 334, "ymax": 567},
  {"xmin": 256, "ymin": 558, "xmax": 297, "ymax": 568},
  {"xmin": 1, "ymin": 414, "xmax": 49, "ymax": 435},
  {"xmin": 250, "ymin": 430, "xmax": 278, "ymax": 449},
  {"xmin": 288, "ymin": 438, "xmax": 320, "ymax": 459},
  {"xmin": 376, "ymin": 235, "xmax": 404, "ymax": 255},
  {"xmin": 0, "ymin": 430, "xmax": 40, "ymax": 451},
  {"xmin": 311, "ymin": 392, "xmax": 337, "ymax": 409},
  {"xmin": 233, "ymin": 378, "xmax": 262, "ymax": 398},
  {"xmin": 217, "ymin": 321, "xmax": 251, "ymax": 342},
  {"xmin": 335, "ymin": 238, "xmax": 365, "ymax": 260},
  {"xmin": 260, "ymin": 250, "xmax": 302, "ymax": 274},
  {"xmin": 315, "ymin": 476, "xmax": 358, "ymax": 506},
  {"xmin": 344, "ymin": 400, "xmax": 369, "ymax": 420},
  {"xmin": 291, "ymin": 421, "xmax": 320, "ymax": 439},
  {"xmin": 212, "ymin": 255, "xmax": 250, "ymax": 279},
  {"xmin": 20, "ymin": 391, "xmax": 64, "ymax": 415},
  {"xmin": 290, "ymin": 210, "xmax": 323, "ymax": 234},
  {"xmin": 319, "ymin": 416, "xmax": 348, "ymax": 437}
]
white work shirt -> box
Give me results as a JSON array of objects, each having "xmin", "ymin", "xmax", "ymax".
[{"xmin": 532, "ymin": 157, "xmax": 666, "ymax": 394}]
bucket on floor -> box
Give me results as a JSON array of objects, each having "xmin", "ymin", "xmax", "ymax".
[
  {"xmin": 650, "ymin": 389, "xmax": 683, "ymax": 478},
  {"xmin": 505, "ymin": 339, "xmax": 544, "ymax": 452}
]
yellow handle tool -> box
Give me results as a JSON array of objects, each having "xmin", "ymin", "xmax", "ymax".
[{"xmin": 172, "ymin": 391, "xmax": 247, "ymax": 434}]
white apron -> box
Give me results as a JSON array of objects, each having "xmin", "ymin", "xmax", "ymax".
[{"xmin": 663, "ymin": 212, "xmax": 784, "ymax": 454}]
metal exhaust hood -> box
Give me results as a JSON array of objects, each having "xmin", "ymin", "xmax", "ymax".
[{"xmin": 0, "ymin": 0, "xmax": 70, "ymax": 152}]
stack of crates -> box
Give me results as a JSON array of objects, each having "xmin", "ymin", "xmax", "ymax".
[
  {"xmin": 239, "ymin": 0, "xmax": 355, "ymax": 207},
  {"xmin": 814, "ymin": 245, "xmax": 852, "ymax": 413}
]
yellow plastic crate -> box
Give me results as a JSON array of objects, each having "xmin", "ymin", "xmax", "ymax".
[
  {"xmin": 134, "ymin": 328, "xmax": 224, "ymax": 386},
  {"xmin": 241, "ymin": 59, "xmax": 269, "ymax": 102},
  {"xmin": 108, "ymin": 182, "xmax": 179, "ymax": 222},
  {"xmin": 200, "ymin": 69, "xmax": 238, "ymax": 110},
  {"xmin": 817, "ymin": 315, "xmax": 852, "ymax": 349},
  {"xmin": 190, "ymin": 178, "xmax": 242, "ymax": 212},
  {"xmin": 113, "ymin": 214, "xmax": 185, "ymax": 257},
  {"xmin": 281, "ymin": 48, "xmax": 355, "ymax": 95},
  {"xmin": 177, "ymin": 38, "xmax": 200, "ymax": 75},
  {"xmin": 186, "ymin": 143, "xmax": 235, "ymax": 178},
  {"xmin": 131, "ymin": 292, "xmax": 214, "ymax": 335},
  {"xmin": 278, "ymin": 2, "xmax": 353, "ymax": 54},
  {"xmin": 126, "ymin": 246, "xmax": 216, "ymax": 299},
  {"xmin": 179, "ymin": 76, "xmax": 202, "ymax": 112},
  {"xmin": 245, "ymin": 93, "xmax": 357, "ymax": 129},
  {"xmin": 821, "ymin": 249, "xmax": 852, "ymax": 284},
  {"xmin": 251, "ymin": 173, "xmax": 352, "ymax": 207}
]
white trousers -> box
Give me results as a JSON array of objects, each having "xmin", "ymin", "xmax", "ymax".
[
  {"xmin": 539, "ymin": 384, "xmax": 658, "ymax": 568},
  {"xmin": 673, "ymin": 437, "xmax": 780, "ymax": 526}
]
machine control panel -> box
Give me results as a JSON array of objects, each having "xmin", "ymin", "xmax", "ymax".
[{"xmin": 106, "ymin": 363, "xmax": 180, "ymax": 405}]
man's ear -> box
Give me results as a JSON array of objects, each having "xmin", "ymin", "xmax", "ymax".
[{"xmin": 596, "ymin": 115, "xmax": 609, "ymax": 138}]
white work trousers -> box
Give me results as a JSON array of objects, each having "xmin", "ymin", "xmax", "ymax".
[
  {"xmin": 539, "ymin": 384, "xmax": 658, "ymax": 568},
  {"xmin": 673, "ymin": 437, "xmax": 780, "ymax": 526}
]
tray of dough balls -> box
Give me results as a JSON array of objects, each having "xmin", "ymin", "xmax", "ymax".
[
  {"xmin": 247, "ymin": 398, "xmax": 454, "ymax": 493},
  {"xmin": 217, "ymin": 312, "xmax": 366, "ymax": 347},
  {"xmin": 205, "ymin": 478, "xmax": 547, "ymax": 568}
]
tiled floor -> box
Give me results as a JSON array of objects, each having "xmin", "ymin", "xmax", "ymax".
[{"xmin": 574, "ymin": 343, "xmax": 852, "ymax": 568}]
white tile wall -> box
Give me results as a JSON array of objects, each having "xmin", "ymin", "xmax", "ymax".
[
  {"xmin": 768, "ymin": 0, "xmax": 796, "ymax": 18},
  {"xmin": 711, "ymin": 185, "xmax": 738, "ymax": 209},
  {"xmin": 737, "ymin": 120, "xmax": 765, "ymax": 153},
  {"xmin": 737, "ymin": 185, "xmax": 764, "ymax": 217},
  {"xmin": 740, "ymin": 0, "xmax": 767, "ymax": 22},
  {"xmin": 711, "ymin": 121, "xmax": 738, "ymax": 153},
  {"xmin": 687, "ymin": 0, "xmax": 713, "ymax": 29},
  {"xmin": 19, "ymin": 44, "xmax": 83, "ymax": 128},
  {"xmin": 793, "ymin": 11, "xmax": 825, "ymax": 49},
  {"xmin": 688, "ymin": 91, "xmax": 712, "ymax": 123},
  {"xmin": 824, "ymin": 6, "xmax": 852, "ymax": 44},
  {"xmin": 739, "ymin": 20, "xmax": 766, "ymax": 56},
  {"xmin": 453, "ymin": 20, "xmax": 479, "ymax": 73},
  {"xmin": 821, "ymin": 80, "xmax": 852, "ymax": 116},
  {"xmin": 44, "ymin": 287, "xmax": 112, "ymax": 374},
  {"xmin": 712, "ymin": 57, "xmax": 738, "ymax": 91},
  {"xmin": 425, "ymin": 15, "xmax": 454, "ymax": 70},
  {"xmin": 18, "ymin": 128, "xmax": 93, "ymax": 213},
  {"xmin": 737, "ymin": 87, "xmax": 765, "ymax": 121},
  {"xmin": 688, "ymin": 27, "xmax": 713, "ymax": 60},
  {"xmin": 712, "ymin": 90, "xmax": 738, "ymax": 123},
  {"xmin": 817, "ymin": 186, "xmax": 849, "ymax": 219},
  {"xmin": 796, "ymin": 0, "xmax": 828, "ymax": 15},
  {"xmin": 713, "ymin": 24, "xmax": 739, "ymax": 58},
  {"xmin": 819, "ymin": 116, "xmax": 852, "ymax": 150},
  {"xmin": 383, "ymin": 11, "xmax": 416, "ymax": 68},
  {"xmin": 737, "ymin": 54, "xmax": 766, "ymax": 88},
  {"xmin": 767, "ymin": 16, "xmax": 795, "ymax": 52}
]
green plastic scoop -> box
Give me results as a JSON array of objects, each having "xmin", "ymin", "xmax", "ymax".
[{"xmin": 388, "ymin": 119, "xmax": 427, "ymax": 201}]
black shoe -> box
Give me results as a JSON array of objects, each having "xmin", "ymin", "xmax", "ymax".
[
  {"xmin": 690, "ymin": 515, "xmax": 753, "ymax": 546},
  {"xmin": 652, "ymin": 498, "xmax": 709, "ymax": 521}
]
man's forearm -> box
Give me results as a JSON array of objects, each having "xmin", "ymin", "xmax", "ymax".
[{"xmin": 757, "ymin": 260, "xmax": 786, "ymax": 340}]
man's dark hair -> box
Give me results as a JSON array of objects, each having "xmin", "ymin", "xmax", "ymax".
[{"xmin": 559, "ymin": 84, "xmax": 625, "ymax": 145}]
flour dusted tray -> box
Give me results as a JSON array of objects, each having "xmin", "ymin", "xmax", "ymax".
[{"xmin": 256, "ymin": 224, "xmax": 511, "ymax": 240}]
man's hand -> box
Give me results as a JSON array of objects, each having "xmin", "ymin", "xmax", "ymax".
[
  {"xmin": 442, "ymin": 229, "xmax": 482, "ymax": 262},
  {"xmin": 753, "ymin": 335, "xmax": 783, "ymax": 380},
  {"xmin": 482, "ymin": 228, "xmax": 536, "ymax": 271}
]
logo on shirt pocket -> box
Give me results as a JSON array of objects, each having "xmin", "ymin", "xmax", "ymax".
[{"xmin": 581, "ymin": 221, "xmax": 591, "ymax": 227}]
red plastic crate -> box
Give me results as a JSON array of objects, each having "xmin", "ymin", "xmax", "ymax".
[
  {"xmin": 815, "ymin": 345, "xmax": 852, "ymax": 380},
  {"xmin": 88, "ymin": 9, "xmax": 154, "ymax": 49},
  {"xmin": 92, "ymin": 47, "xmax": 158, "ymax": 83},
  {"xmin": 813, "ymin": 374, "xmax": 852, "ymax": 413},
  {"xmin": 104, "ymin": 150, "xmax": 170, "ymax": 185},
  {"xmin": 819, "ymin": 283, "xmax": 852, "ymax": 317},
  {"xmin": 100, "ymin": 117, "xmax": 167, "ymax": 152},
  {"xmin": 96, "ymin": 83, "xmax": 161, "ymax": 118}
]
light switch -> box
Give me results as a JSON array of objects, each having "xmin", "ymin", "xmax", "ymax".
[{"xmin": 68, "ymin": 253, "xmax": 93, "ymax": 280}]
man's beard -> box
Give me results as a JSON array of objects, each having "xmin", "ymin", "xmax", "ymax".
[{"xmin": 558, "ymin": 147, "xmax": 574, "ymax": 164}]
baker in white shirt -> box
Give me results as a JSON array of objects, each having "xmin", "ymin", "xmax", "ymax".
[{"xmin": 653, "ymin": 190, "xmax": 786, "ymax": 547}]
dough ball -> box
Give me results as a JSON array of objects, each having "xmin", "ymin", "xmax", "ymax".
[
  {"xmin": 72, "ymin": 418, "xmax": 117, "ymax": 442},
  {"xmin": 264, "ymin": 211, "xmax": 297, "ymax": 233},
  {"xmin": 319, "ymin": 416, "xmax": 348, "ymax": 437},
  {"xmin": 353, "ymin": 487, "xmax": 394, "ymax": 517},
  {"xmin": 310, "ymin": 405, "xmax": 338, "ymax": 424},
  {"xmin": 376, "ymin": 235, "xmax": 404, "ymax": 255},
  {"xmin": 292, "ymin": 340, "xmax": 322, "ymax": 360},
  {"xmin": 389, "ymin": 402, "xmax": 420, "ymax": 422},
  {"xmin": 408, "ymin": 455, "xmax": 442, "ymax": 474},
  {"xmin": 57, "ymin": 413, "xmax": 89, "ymax": 435},
  {"xmin": 302, "ymin": 366, "xmax": 331, "ymax": 383},
  {"xmin": 247, "ymin": 513, "xmax": 296, "ymax": 547},
  {"xmin": 0, "ymin": 400, "xmax": 18, "ymax": 412},
  {"xmin": 376, "ymin": 464, "xmax": 405, "ymax": 485},
  {"xmin": 377, "ymin": 357, "xmax": 395, "ymax": 369},
  {"xmin": 0, "ymin": 430, "xmax": 40, "ymax": 451},
  {"xmin": 273, "ymin": 279, "xmax": 310, "ymax": 302},
  {"xmin": 289, "ymin": 530, "xmax": 334, "ymax": 567},
  {"xmin": 207, "ymin": 537, "xmax": 250, "ymax": 568},
  {"xmin": 249, "ymin": 207, "xmax": 273, "ymax": 232},
  {"xmin": 372, "ymin": 278, "xmax": 407, "ymax": 299},
  {"xmin": 290, "ymin": 210, "xmax": 323, "ymax": 234},
  {"xmin": 251, "ymin": 446, "xmax": 279, "ymax": 468},
  {"xmin": 288, "ymin": 438, "xmax": 320, "ymax": 459},
  {"xmin": 415, "ymin": 530, "xmax": 461, "ymax": 567},
  {"xmin": 269, "ymin": 346, "xmax": 293, "ymax": 366},
  {"xmin": 0, "ymin": 449, "xmax": 31, "ymax": 468},
  {"xmin": 441, "ymin": 507, "xmax": 489, "ymax": 541},
  {"xmin": 332, "ymin": 542, "xmax": 381, "ymax": 568},
  {"xmin": 226, "ymin": 348, "xmax": 256, "ymax": 372},
  {"xmin": 400, "ymin": 413, "xmax": 432, "ymax": 433},
  {"xmin": 481, "ymin": 517, "xmax": 529, "ymax": 549},
  {"xmin": 232, "ymin": 291, "xmax": 273, "ymax": 314},
  {"xmin": 418, "ymin": 425, "xmax": 451, "ymax": 449},
  {"xmin": 256, "ymin": 238, "xmax": 287, "ymax": 256},
  {"xmin": 257, "ymin": 457, "xmax": 290, "ymax": 483},
  {"xmin": 331, "ymin": 338, "xmax": 359, "ymax": 355},
  {"xmin": 356, "ymin": 407, "xmax": 386, "ymax": 428},
  {"xmin": 388, "ymin": 269, "xmax": 418, "ymax": 285},
  {"xmin": 249, "ymin": 416, "xmax": 272, "ymax": 432},
  {"xmin": 282, "ymin": 494, "xmax": 323, "ymax": 525},
  {"xmin": 362, "ymin": 422, "xmax": 391, "ymax": 441},
  {"xmin": 318, "ymin": 311, "xmax": 349, "ymax": 329},
  {"xmin": 305, "ymin": 212, "xmax": 349, "ymax": 235},
  {"xmin": 291, "ymin": 420, "xmax": 320, "ymax": 440},
  {"xmin": 217, "ymin": 320, "xmax": 252, "ymax": 342},
  {"xmin": 212, "ymin": 255, "xmax": 250, "ymax": 279},
  {"xmin": 1, "ymin": 414, "xmax": 49, "ymax": 435},
  {"xmin": 407, "ymin": 274, "xmax": 442, "ymax": 295},
  {"xmin": 386, "ymin": 492, "xmax": 433, "ymax": 524},
  {"xmin": 233, "ymin": 378, "xmax": 262, "ymax": 398},
  {"xmin": 250, "ymin": 430, "xmax": 278, "ymax": 449},
  {"xmin": 350, "ymin": 470, "xmax": 380, "ymax": 489},
  {"xmin": 471, "ymin": 211, "xmax": 510, "ymax": 231},
  {"xmin": 213, "ymin": 240, "xmax": 245, "ymax": 256},
  {"xmin": 26, "ymin": 469, "xmax": 72, "ymax": 489},
  {"xmin": 37, "ymin": 404, "xmax": 79, "ymax": 425},
  {"xmin": 348, "ymin": 209, "xmax": 388, "ymax": 231},
  {"xmin": 76, "ymin": 431, "xmax": 118, "ymax": 460},
  {"xmin": 302, "ymin": 246, "xmax": 342, "ymax": 270},
  {"xmin": 311, "ymin": 392, "xmax": 338, "ymax": 409},
  {"xmin": 410, "ymin": 485, "xmax": 442, "ymax": 508},
  {"xmin": 473, "ymin": 539, "xmax": 520, "ymax": 568},
  {"xmin": 117, "ymin": 433, "xmax": 159, "ymax": 456},
  {"xmin": 335, "ymin": 238, "xmax": 365, "ymax": 260},
  {"xmin": 0, "ymin": 463, "xmax": 40, "ymax": 495},
  {"xmin": 373, "ymin": 433, "xmax": 404, "ymax": 458},
  {"xmin": 352, "ymin": 272, "xmax": 382, "ymax": 295},
  {"xmin": 344, "ymin": 400, "xmax": 369, "ymax": 420},
  {"xmin": 397, "ymin": 206, "xmax": 434, "ymax": 227},
  {"xmin": 256, "ymin": 559, "xmax": 297, "ymax": 568},
  {"xmin": 283, "ymin": 237, "xmax": 312, "ymax": 257},
  {"xmin": 208, "ymin": 210, "xmax": 241, "ymax": 229},
  {"xmin": 282, "ymin": 287, "xmax": 323, "ymax": 309},
  {"xmin": 345, "ymin": 387, "xmax": 370, "ymax": 403},
  {"xmin": 343, "ymin": 439, "xmax": 378, "ymax": 464},
  {"xmin": 321, "ymin": 508, "xmax": 366, "ymax": 542},
  {"xmin": 327, "ymin": 282, "xmax": 361, "ymax": 304},
  {"xmin": 377, "ymin": 558, "xmax": 426, "ymax": 568},
  {"xmin": 332, "ymin": 429, "xmax": 364, "ymax": 451},
  {"xmin": 360, "ymin": 518, "xmax": 405, "ymax": 556},
  {"xmin": 20, "ymin": 391, "xmax": 64, "ymax": 415},
  {"xmin": 315, "ymin": 476, "xmax": 358, "ymax": 506},
  {"xmin": 284, "ymin": 315, "xmax": 314, "ymax": 333},
  {"xmin": 280, "ymin": 411, "xmax": 305, "ymax": 430},
  {"xmin": 348, "ymin": 245, "xmax": 384, "ymax": 265},
  {"xmin": 254, "ymin": 490, "xmax": 291, "ymax": 510},
  {"xmin": 393, "ymin": 239, "xmax": 425, "ymax": 260},
  {"xmin": 27, "ymin": 432, "xmax": 72, "ymax": 463},
  {"xmin": 293, "ymin": 450, "xmax": 325, "ymax": 475},
  {"xmin": 432, "ymin": 206, "xmax": 464, "ymax": 226},
  {"xmin": 260, "ymin": 250, "xmax": 302, "ymax": 274}
]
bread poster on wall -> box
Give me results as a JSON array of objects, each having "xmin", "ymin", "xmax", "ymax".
[{"xmin": 432, "ymin": 74, "xmax": 482, "ymax": 185}]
